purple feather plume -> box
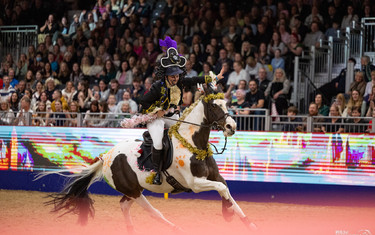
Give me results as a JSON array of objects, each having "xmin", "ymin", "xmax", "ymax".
[{"xmin": 159, "ymin": 36, "xmax": 177, "ymax": 53}]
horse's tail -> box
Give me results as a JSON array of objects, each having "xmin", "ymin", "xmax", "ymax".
[{"xmin": 39, "ymin": 157, "xmax": 104, "ymax": 225}]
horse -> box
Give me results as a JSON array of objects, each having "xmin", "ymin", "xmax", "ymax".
[{"xmin": 39, "ymin": 88, "xmax": 257, "ymax": 233}]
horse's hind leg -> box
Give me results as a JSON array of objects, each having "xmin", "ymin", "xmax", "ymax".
[
  {"xmin": 120, "ymin": 196, "xmax": 136, "ymax": 234},
  {"xmin": 134, "ymin": 194, "xmax": 182, "ymax": 231}
]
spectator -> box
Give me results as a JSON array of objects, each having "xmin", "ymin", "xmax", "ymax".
[
  {"xmin": 108, "ymin": 79, "xmax": 123, "ymax": 104},
  {"xmin": 366, "ymin": 85, "xmax": 375, "ymax": 116},
  {"xmin": 256, "ymin": 67, "xmax": 270, "ymax": 94},
  {"xmin": 225, "ymin": 79, "xmax": 247, "ymax": 105},
  {"xmin": 14, "ymin": 96, "xmax": 33, "ymax": 126},
  {"xmin": 51, "ymin": 90, "xmax": 69, "ymax": 112},
  {"xmin": 214, "ymin": 49, "xmax": 232, "ymax": 75},
  {"xmin": 74, "ymin": 81, "xmax": 92, "ymax": 112},
  {"xmin": 227, "ymin": 61, "xmax": 250, "ymax": 87},
  {"xmin": 297, "ymin": 102, "xmax": 324, "ymax": 132},
  {"xmin": 304, "ymin": 5, "xmax": 324, "ymax": 27},
  {"xmin": 303, "ymin": 21, "xmax": 324, "ymax": 48},
  {"xmin": 321, "ymin": 104, "xmax": 344, "ymax": 133},
  {"xmin": 341, "ymin": 4, "xmax": 359, "ymax": 30},
  {"xmin": 107, "ymin": 94, "xmax": 117, "ymax": 113},
  {"xmin": 83, "ymin": 100, "xmax": 100, "ymax": 127},
  {"xmin": 265, "ymin": 68, "xmax": 291, "ymax": 116},
  {"xmin": 268, "ymin": 32, "xmax": 287, "ymax": 58},
  {"xmin": 9, "ymin": 92, "xmax": 20, "ymax": 112},
  {"xmin": 0, "ymin": 99, "xmax": 15, "ymax": 125},
  {"xmin": 245, "ymin": 56, "xmax": 263, "ymax": 80},
  {"xmin": 140, "ymin": 42, "xmax": 158, "ymax": 67},
  {"xmin": 256, "ymin": 42, "xmax": 271, "ymax": 66},
  {"xmin": 68, "ymin": 14, "xmax": 80, "ymax": 36},
  {"xmin": 116, "ymin": 91, "xmax": 137, "ymax": 114},
  {"xmin": 91, "ymin": 100, "xmax": 113, "ymax": 127},
  {"xmin": 46, "ymin": 100, "xmax": 67, "ymax": 127},
  {"xmin": 43, "ymin": 62, "xmax": 56, "ymax": 79},
  {"xmin": 139, "ymin": 57, "xmax": 153, "ymax": 81},
  {"xmin": 57, "ymin": 62, "xmax": 70, "ymax": 85},
  {"xmin": 343, "ymin": 89, "xmax": 366, "ymax": 117},
  {"xmin": 98, "ymin": 79, "xmax": 109, "ymax": 102},
  {"xmin": 90, "ymin": 56, "xmax": 104, "ymax": 82},
  {"xmin": 115, "ymin": 60, "xmax": 133, "ymax": 86},
  {"xmin": 31, "ymin": 81, "xmax": 44, "ymax": 106},
  {"xmin": 62, "ymin": 81, "xmax": 76, "ymax": 104},
  {"xmin": 345, "ymin": 106, "xmax": 368, "ymax": 133},
  {"xmin": 66, "ymin": 101, "xmax": 80, "ymax": 127},
  {"xmin": 270, "ymin": 49, "xmax": 285, "ymax": 71},
  {"xmin": 246, "ymin": 79, "xmax": 266, "ymax": 130},
  {"xmin": 230, "ymin": 89, "xmax": 250, "ymax": 130},
  {"xmin": 347, "ymin": 71, "xmax": 366, "ymax": 97},
  {"xmin": 15, "ymin": 53, "xmax": 28, "ymax": 80},
  {"xmin": 70, "ymin": 63, "xmax": 84, "ymax": 87},
  {"xmin": 361, "ymin": 56, "xmax": 375, "ymax": 82},
  {"xmin": 24, "ymin": 70, "xmax": 35, "ymax": 90},
  {"xmin": 185, "ymin": 60, "xmax": 198, "ymax": 78},
  {"xmin": 116, "ymin": 100, "xmax": 132, "ymax": 121},
  {"xmin": 44, "ymin": 77, "xmax": 56, "ymax": 102},
  {"xmin": 130, "ymin": 77, "xmax": 144, "ymax": 105},
  {"xmin": 80, "ymin": 56, "xmax": 92, "ymax": 77},
  {"xmin": 364, "ymin": 71, "xmax": 375, "ymax": 100},
  {"xmin": 0, "ymin": 75, "xmax": 16, "ymax": 101},
  {"xmin": 32, "ymin": 101, "xmax": 47, "ymax": 126},
  {"xmin": 100, "ymin": 59, "xmax": 117, "ymax": 84},
  {"xmin": 7, "ymin": 68, "xmax": 19, "ymax": 88},
  {"xmin": 39, "ymin": 14, "xmax": 59, "ymax": 41},
  {"xmin": 315, "ymin": 93, "xmax": 329, "ymax": 116},
  {"xmin": 282, "ymin": 106, "xmax": 303, "ymax": 132},
  {"xmin": 335, "ymin": 95, "xmax": 347, "ymax": 117},
  {"xmin": 246, "ymin": 80, "xmax": 265, "ymax": 111}
]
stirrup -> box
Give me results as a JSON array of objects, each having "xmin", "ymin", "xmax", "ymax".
[{"xmin": 153, "ymin": 172, "xmax": 162, "ymax": 185}]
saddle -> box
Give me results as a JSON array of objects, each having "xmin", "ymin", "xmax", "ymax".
[
  {"xmin": 137, "ymin": 129, "xmax": 192, "ymax": 194},
  {"xmin": 137, "ymin": 129, "xmax": 173, "ymax": 172}
]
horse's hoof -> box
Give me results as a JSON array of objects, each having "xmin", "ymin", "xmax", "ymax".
[
  {"xmin": 127, "ymin": 225, "xmax": 142, "ymax": 234},
  {"xmin": 172, "ymin": 225, "xmax": 187, "ymax": 234},
  {"xmin": 241, "ymin": 216, "xmax": 258, "ymax": 231}
]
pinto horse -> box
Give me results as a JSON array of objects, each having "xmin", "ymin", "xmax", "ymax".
[{"xmin": 40, "ymin": 89, "xmax": 257, "ymax": 232}]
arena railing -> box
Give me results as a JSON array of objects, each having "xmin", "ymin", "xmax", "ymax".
[
  {"xmin": 2, "ymin": 111, "xmax": 374, "ymax": 134},
  {"xmin": 0, "ymin": 25, "xmax": 38, "ymax": 62},
  {"xmin": 270, "ymin": 115, "xmax": 375, "ymax": 133}
]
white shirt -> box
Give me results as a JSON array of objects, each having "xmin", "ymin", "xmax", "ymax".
[
  {"xmin": 364, "ymin": 81, "xmax": 375, "ymax": 97},
  {"xmin": 227, "ymin": 69, "xmax": 250, "ymax": 86}
]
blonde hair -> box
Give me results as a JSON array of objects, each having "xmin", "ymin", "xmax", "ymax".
[
  {"xmin": 272, "ymin": 68, "xmax": 287, "ymax": 82},
  {"xmin": 335, "ymin": 93, "xmax": 346, "ymax": 115}
]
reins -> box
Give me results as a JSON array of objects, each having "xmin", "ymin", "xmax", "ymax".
[{"xmin": 163, "ymin": 104, "xmax": 231, "ymax": 156}]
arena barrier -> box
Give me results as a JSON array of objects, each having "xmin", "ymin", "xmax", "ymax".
[
  {"xmin": 0, "ymin": 25, "xmax": 38, "ymax": 62},
  {"xmin": 0, "ymin": 126, "xmax": 374, "ymax": 195}
]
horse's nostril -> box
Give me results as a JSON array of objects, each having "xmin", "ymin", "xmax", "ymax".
[{"xmin": 225, "ymin": 124, "xmax": 232, "ymax": 130}]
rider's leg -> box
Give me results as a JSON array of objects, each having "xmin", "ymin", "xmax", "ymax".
[{"xmin": 147, "ymin": 118, "xmax": 164, "ymax": 185}]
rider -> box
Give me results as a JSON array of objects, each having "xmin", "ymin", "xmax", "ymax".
[{"xmin": 139, "ymin": 44, "xmax": 224, "ymax": 185}]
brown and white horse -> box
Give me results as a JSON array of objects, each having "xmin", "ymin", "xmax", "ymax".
[{"xmin": 41, "ymin": 89, "xmax": 257, "ymax": 232}]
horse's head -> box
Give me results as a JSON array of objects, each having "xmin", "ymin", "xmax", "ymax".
[{"xmin": 202, "ymin": 87, "xmax": 236, "ymax": 137}]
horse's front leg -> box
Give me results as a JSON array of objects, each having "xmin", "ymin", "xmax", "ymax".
[{"xmin": 190, "ymin": 177, "xmax": 257, "ymax": 230}]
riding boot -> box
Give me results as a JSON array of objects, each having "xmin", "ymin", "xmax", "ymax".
[{"xmin": 152, "ymin": 148, "xmax": 163, "ymax": 185}]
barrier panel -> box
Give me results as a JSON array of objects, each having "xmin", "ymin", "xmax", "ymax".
[
  {"xmin": 0, "ymin": 126, "xmax": 374, "ymax": 188},
  {"xmin": 0, "ymin": 25, "xmax": 38, "ymax": 62}
]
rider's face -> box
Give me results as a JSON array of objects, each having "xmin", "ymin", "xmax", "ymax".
[{"xmin": 166, "ymin": 74, "xmax": 179, "ymax": 86}]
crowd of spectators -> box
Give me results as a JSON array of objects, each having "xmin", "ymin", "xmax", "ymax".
[{"xmin": 0, "ymin": 0, "xmax": 374, "ymax": 131}]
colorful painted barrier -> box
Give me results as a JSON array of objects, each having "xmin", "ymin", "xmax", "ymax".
[{"xmin": 0, "ymin": 126, "xmax": 374, "ymax": 187}]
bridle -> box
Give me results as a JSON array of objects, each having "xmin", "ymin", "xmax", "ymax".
[{"xmin": 164, "ymin": 96, "xmax": 233, "ymax": 155}]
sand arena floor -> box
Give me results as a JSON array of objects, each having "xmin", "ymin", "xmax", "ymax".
[{"xmin": 0, "ymin": 189, "xmax": 374, "ymax": 235}]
